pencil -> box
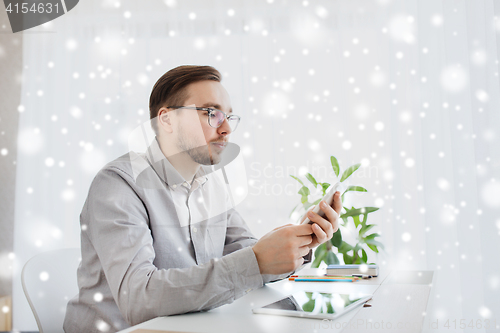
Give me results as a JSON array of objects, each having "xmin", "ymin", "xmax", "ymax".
[
  {"xmin": 290, "ymin": 275, "xmax": 355, "ymax": 279},
  {"xmin": 291, "ymin": 278, "xmax": 356, "ymax": 282},
  {"xmin": 289, "ymin": 276, "xmax": 359, "ymax": 281}
]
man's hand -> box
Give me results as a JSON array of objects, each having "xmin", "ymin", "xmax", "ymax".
[
  {"xmin": 252, "ymin": 224, "xmax": 313, "ymax": 275},
  {"xmin": 300, "ymin": 191, "xmax": 342, "ymax": 249}
]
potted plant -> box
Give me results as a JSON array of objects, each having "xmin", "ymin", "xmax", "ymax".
[{"xmin": 290, "ymin": 156, "xmax": 383, "ymax": 267}]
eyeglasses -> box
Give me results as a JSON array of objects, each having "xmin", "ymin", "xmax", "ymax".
[{"xmin": 167, "ymin": 106, "xmax": 241, "ymax": 132}]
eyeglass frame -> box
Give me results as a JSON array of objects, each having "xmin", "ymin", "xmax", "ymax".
[{"xmin": 166, "ymin": 106, "xmax": 241, "ymax": 131}]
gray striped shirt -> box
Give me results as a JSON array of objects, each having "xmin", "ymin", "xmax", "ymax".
[{"xmin": 64, "ymin": 139, "xmax": 288, "ymax": 332}]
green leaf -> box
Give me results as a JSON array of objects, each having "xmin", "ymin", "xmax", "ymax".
[
  {"xmin": 338, "ymin": 241, "xmax": 353, "ymax": 253},
  {"xmin": 352, "ymin": 215, "xmax": 362, "ymax": 228},
  {"xmin": 312, "ymin": 253, "xmax": 326, "ymax": 268},
  {"xmin": 361, "ymin": 249, "xmax": 368, "ymax": 263},
  {"xmin": 298, "ymin": 186, "xmax": 310, "ymax": 197},
  {"xmin": 364, "ymin": 233, "xmax": 380, "ymax": 240},
  {"xmin": 366, "ymin": 243, "xmax": 379, "ymax": 253},
  {"xmin": 314, "ymin": 243, "xmax": 327, "ymax": 257},
  {"xmin": 343, "ymin": 185, "xmax": 368, "ymax": 194},
  {"xmin": 343, "ymin": 252, "xmax": 353, "ymax": 264},
  {"xmin": 353, "ymin": 243, "xmax": 364, "ymax": 262},
  {"xmin": 299, "ymin": 185, "xmax": 310, "ymax": 205},
  {"xmin": 325, "ymin": 251, "xmax": 339, "ymax": 265},
  {"xmin": 302, "ymin": 299, "xmax": 316, "ymax": 312},
  {"xmin": 340, "ymin": 163, "xmax": 361, "ymax": 182},
  {"xmin": 305, "ymin": 173, "xmax": 318, "ymax": 187},
  {"xmin": 340, "ymin": 207, "xmax": 379, "ymax": 218},
  {"xmin": 321, "ymin": 182, "xmax": 330, "ymax": 195},
  {"xmin": 326, "ymin": 302, "xmax": 334, "ymax": 314},
  {"xmin": 330, "ymin": 156, "xmax": 340, "ymax": 177},
  {"xmin": 361, "ymin": 213, "xmax": 368, "ymax": 224},
  {"xmin": 364, "ymin": 238, "xmax": 383, "ymax": 249},
  {"xmin": 359, "ymin": 224, "xmax": 377, "ymax": 237},
  {"xmin": 290, "ymin": 175, "xmax": 304, "ymax": 186},
  {"xmin": 312, "ymin": 198, "xmax": 322, "ymax": 205},
  {"xmin": 330, "ymin": 228, "xmax": 342, "ymax": 247},
  {"xmin": 312, "ymin": 244, "xmax": 327, "ymax": 268}
]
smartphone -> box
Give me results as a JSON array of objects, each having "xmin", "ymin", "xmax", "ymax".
[{"xmin": 300, "ymin": 182, "xmax": 342, "ymax": 225}]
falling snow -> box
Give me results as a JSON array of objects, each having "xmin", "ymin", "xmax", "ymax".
[
  {"xmin": 2, "ymin": 4, "xmax": 499, "ymax": 331},
  {"xmin": 440, "ymin": 65, "xmax": 468, "ymax": 93},
  {"xmin": 481, "ymin": 182, "xmax": 500, "ymax": 207}
]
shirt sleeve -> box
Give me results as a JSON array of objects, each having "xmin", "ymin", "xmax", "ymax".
[
  {"xmin": 83, "ymin": 168, "xmax": 263, "ymax": 326},
  {"xmin": 223, "ymin": 208, "xmax": 301, "ymax": 284}
]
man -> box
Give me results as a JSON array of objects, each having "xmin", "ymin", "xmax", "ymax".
[{"xmin": 64, "ymin": 65, "xmax": 341, "ymax": 332}]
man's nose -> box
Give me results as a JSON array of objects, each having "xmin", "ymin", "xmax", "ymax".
[{"xmin": 217, "ymin": 117, "xmax": 232, "ymax": 136}]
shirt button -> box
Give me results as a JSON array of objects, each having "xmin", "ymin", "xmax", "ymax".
[
  {"xmin": 193, "ymin": 227, "xmax": 197, "ymax": 233},
  {"xmin": 171, "ymin": 184, "xmax": 177, "ymax": 189}
]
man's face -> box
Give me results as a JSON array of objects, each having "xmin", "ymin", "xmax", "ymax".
[{"xmin": 174, "ymin": 80, "xmax": 233, "ymax": 165}]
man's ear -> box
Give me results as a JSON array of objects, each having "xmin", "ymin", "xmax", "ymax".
[{"xmin": 157, "ymin": 107, "xmax": 173, "ymax": 133}]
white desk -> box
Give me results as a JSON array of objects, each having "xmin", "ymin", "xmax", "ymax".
[{"xmin": 118, "ymin": 269, "xmax": 434, "ymax": 333}]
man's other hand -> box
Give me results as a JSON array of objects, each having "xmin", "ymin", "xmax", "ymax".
[
  {"xmin": 252, "ymin": 224, "xmax": 313, "ymax": 275},
  {"xmin": 300, "ymin": 191, "xmax": 342, "ymax": 249}
]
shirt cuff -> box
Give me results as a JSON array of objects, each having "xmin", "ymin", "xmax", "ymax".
[
  {"xmin": 261, "ymin": 249, "xmax": 312, "ymax": 284},
  {"xmin": 224, "ymin": 246, "xmax": 263, "ymax": 299}
]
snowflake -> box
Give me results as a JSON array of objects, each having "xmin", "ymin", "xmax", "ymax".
[
  {"xmin": 342, "ymin": 141, "xmax": 352, "ymax": 150},
  {"xmin": 475, "ymin": 90, "xmax": 489, "ymax": 103},
  {"xmin": 481, "ymin": 182, "xmax": 500, "ymax": 207},
  {"xmin": 440, "ymin": 65, "xmax": 468, "ymax": 93},
  {"xmin": 39, "ymin": 271, "xmax": 49, "ymax": 281},
  {"xmin": 388, "ymin": 14, "xmax": 416, "ymax": 44},
  {"xmin": 94, "ymin": 293, "xmax": 103, "ymax": 302}
]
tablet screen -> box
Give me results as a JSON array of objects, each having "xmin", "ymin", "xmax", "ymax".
[{"xmin": 261, "ymin": 291, "xmax": 366, "ymax": 315}]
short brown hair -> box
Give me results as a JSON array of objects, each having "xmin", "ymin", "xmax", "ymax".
[{"xmin": 149, "ymin": 65, "xmax": 222, "ymax": 133}]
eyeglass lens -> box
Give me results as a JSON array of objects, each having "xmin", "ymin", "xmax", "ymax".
[{"xmin": 210, "ymin": 110, "xmax": 239, "ymax": 131}]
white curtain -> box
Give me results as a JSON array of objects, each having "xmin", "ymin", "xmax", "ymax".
[{"xmin": 13, "ymin": 0, "xmax": 499, "ymax": 330}]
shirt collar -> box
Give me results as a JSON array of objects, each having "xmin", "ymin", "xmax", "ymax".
[{"xmin": 144, "ymin": 137, "xmax": 210, "ymax": 188}]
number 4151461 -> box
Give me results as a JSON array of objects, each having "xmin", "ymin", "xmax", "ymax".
[{"xmin": 5, "ymin": 2, "xmax": 59, "ymax": 14}]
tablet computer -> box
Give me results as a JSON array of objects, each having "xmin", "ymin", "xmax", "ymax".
[{"xmin": 252, "ymin": 291, "xmax": 372, "ymax": 320}]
